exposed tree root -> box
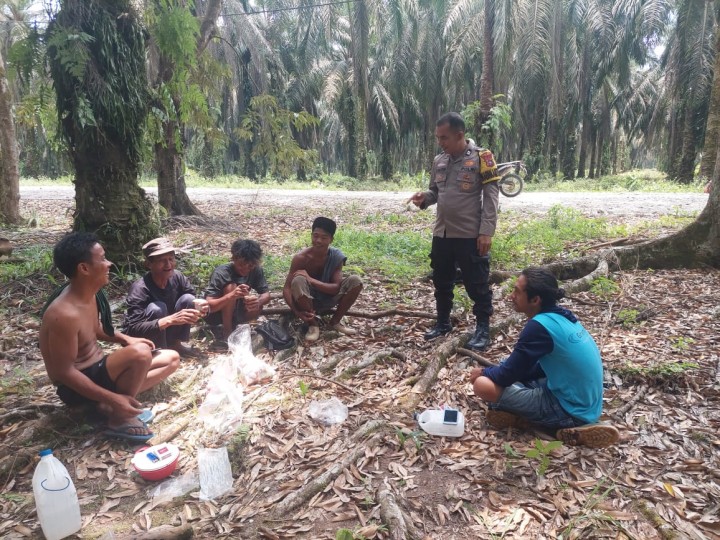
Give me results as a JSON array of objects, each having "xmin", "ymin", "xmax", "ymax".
[
  {"xmin": 269, "ymin": 419, "xmax": 386, "ymax": 518},
  {"xmin": 337, "ymin": 349, "xmax": 404, "ymax": 380},
  {"xmin": 0, "ymin": 403, "xmax": 62, "ymax": 424},
  {"xmin": 456, "ymin": 348, "xmax": 497, "ymax": 367},
  {"xmin": 261, "ymin": 306, "xmax": 436, "ymax": 320},
  {"xmin": 0, "ymin": 443, "xmax": 44, "ymax": 482},
  {"xmin": 401, "ymin": 314, "xmax": 525, "ymax": 410},
  {"xmin": 148, "ymin": 417, "xmax": 191, "ymax": 446},
  {"xmin": 273, "ymin": 340, "xmax": 299, "ymax": 363},
  {"xmin": 318, "ymin": 351, "xmax": 360, "ymax": 374},
  {"xmin": 285, "ymin": 370, "xmax": 359, "ymax": 395},
  {"xmin": 401, "ymin": 335, "xmax": 467, "ymax": 410},
  {"xmin": 115, "ymin": 524, "xmax": 194, "ymax": 540},
  {"xmin": 609, "ymin": 385, "xmax": 649, "ymax": 421},
  {"xmin": 564, "ymin": 259, "xmax": 610, "ymax": 294},
  {"xmin": 377, "ymin": 485, "xmax": 423, "ymax": 540},
  {"xmin": 633, "ymin": 498, "xmax": 678, "ymax": 540}
]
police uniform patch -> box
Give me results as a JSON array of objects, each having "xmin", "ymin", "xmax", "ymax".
[
  {"xmin": 464, "ymin": 160, "xmax": 474, "ymax": 167},
  {"xmin": 462, "ymin": 182, "xmax": 471, "ymax": 191}
]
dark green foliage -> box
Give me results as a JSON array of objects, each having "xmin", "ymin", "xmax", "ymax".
[
  {"xmin": 46, "ymin": 0, "xmax": 159, "ymax": 264},
  {"xmin": 48, "ymin": 1, "xmax": 149, "ymax": 164}
]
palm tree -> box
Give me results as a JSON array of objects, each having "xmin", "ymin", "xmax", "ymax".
[{"xmin": 47, "ymin": 0, "xmax": 158, "ymax": 263}]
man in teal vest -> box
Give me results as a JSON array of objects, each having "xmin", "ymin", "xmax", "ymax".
[{"xmin": 470, "ymin": 267, "xmax": 619, "ymax": 448}]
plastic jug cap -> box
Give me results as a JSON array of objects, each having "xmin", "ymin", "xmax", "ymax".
[{"xmin": 38, "ymin": 449, "xmax": 53, "ymax": 457}]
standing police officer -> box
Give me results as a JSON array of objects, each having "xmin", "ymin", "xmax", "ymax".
[{"xmin": 410, "ymin": 112, "xmax": 500, "ymax": 351}]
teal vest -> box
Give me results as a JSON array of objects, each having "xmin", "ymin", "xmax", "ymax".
[{"xmin": 533, "ymin": 312, "xmax": 603, "ymax": 424}]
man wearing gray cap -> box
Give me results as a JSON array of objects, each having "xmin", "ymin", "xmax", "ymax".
[{"xmin": 123, "ymin": 238, "xmax": 204, "ymax": 358}]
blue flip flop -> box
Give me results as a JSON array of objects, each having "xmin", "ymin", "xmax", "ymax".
[
  {"xmin": 137, "ymin": 409, "xmax": 154, "ymax": 424},
  {"xmin": 103, "ymin": 422, "xmax": 153, "ymax": 443}
]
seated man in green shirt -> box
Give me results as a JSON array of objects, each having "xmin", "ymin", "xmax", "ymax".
[
  {"xmin": 470, "ymin": 267, "xmax": 620, "ymax": 448},
  {"xmin": 204, "ymin": 239, "xmax": 271, "ymax": 342}
]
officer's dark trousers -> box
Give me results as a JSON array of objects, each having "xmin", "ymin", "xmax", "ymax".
[{"xmin": 430, "ymin": 236, "xmax": 493, "ymax": 323}]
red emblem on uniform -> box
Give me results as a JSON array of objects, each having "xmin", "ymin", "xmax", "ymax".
[{"xmin": 464, "ymin": 160, "xmax": 474, "ymax": 166}]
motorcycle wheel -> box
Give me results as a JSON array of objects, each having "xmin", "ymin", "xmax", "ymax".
[{"xmin": 499, "ymin": 173, "xmax": 523, "ymax": 197}]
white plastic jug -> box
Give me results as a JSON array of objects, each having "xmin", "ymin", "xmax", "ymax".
[
  {"xmin": 417, "ymin": 407, "xmax": 465, "ymax": 437},
  {"xmin": 32, "ymin": 449, "xmax": 82, "ymax": 540}
]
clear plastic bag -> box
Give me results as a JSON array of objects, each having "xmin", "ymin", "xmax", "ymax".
[
  {"xmin": 150, "ymin": 471, "xmax": 199, "ymax": 504},
  {"xmin": 198, "ymin": 354, "xmax": 244, "ymax": 433},
  {"xmin": 198, "ymin": 447, "xmax": 233, "ymax": 501},
  {"xmin": 308, "ymin": 397, "xmax": 348, "ymax": 425},
  {"xmin": 229, "ymin": 325, "xmax": 276, "ymax": 386}
]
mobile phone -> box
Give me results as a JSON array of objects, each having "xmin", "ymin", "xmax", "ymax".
[{"xmin": 443, "ymin": 409, "xmax": 459, "ymax": 425}]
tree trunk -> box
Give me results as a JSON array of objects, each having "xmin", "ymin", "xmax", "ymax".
[
  {"xmin": 700, "ymin": 19, "xmax": 720, "ymax": 179},
  {"xmin": 588, "ymin": 127, "xmax": 597, "ymax": 179},
  {"xmin": 73, "ymin": 148, "xmax": 157, "ymax": 265},
  {"xmin": 351, "ymin": 0, "xmax": 369, "ymax": 180},
  {"xmin": 478, "ymin": 0, "xmax": 495, "ymax": 133},
  {"xmin": 49, "ymin": 0, "xmax": 159, "ymax": 264},
  {"xmin": 152, "ymin": 0, "xmax": 220, "ymax": 215},
  {"xmin": 677, "ymin": 106, "xmax": 698, "ymax": 184},
  {"xmin": 576, "ymin": 31, "xmax": 592, "ymax": 179},
  {"xmin": 0, "ymin": 48, "xmax": 21, "ymax": 224}
]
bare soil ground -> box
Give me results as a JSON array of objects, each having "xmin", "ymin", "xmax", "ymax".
[{"xmin": 0, "ymin": 190, "xmax": 718, "ymax": 540}]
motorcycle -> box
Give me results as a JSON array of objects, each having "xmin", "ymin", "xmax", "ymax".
[{"xmin": 496, "ymin": 161, "xmax": 526, "ymax": 197}]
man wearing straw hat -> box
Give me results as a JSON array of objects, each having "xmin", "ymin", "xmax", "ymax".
[{"xmin": 123, "ymin": 237, "xmax": 205, "ymax": 358}]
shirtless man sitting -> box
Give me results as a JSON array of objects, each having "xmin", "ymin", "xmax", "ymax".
[
  {"xmin": 39, "ymin": 232, "xmax": 180, "ymax": 442},
  {"xmin": 283, "ymin": 217, "xmax": 363, "ymax": 341}
]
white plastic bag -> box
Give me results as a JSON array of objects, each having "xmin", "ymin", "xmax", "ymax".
[
  {"xmin": 228, "ymin": 325, "xmax": 276, "ymax": 386},
  {"xmin": 198, "ymin": 447, "xmax": 233, "ymax": 501},
  {"xmin": 198, "ymin": 354, "xmax": 244, "ymax": 433},
  {"xmin": 308, "ymin": 397, "xmax": 348, "ymax": 425}
]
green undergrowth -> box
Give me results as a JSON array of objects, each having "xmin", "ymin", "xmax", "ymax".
[
  {"xmin": 614, "ymin": 360, "xmax": 699, "ymax": 386},
  {"xmin": 492, "ymin": 206, "xmax": 629, "ymax": 269},
  {"xmin": 19, "ymin": 168, "xmax": 707, "ymax": 192},
  {"xmin": 525, "ymin": 169, "xmax": 705, "ymax": 192},
  {"xmin": 1, "ymin": 206, "xmax": 691, "ymax": 292},
  {"xmin": 0, "ymin": 245, "xmax": 55, "ymax": 284}
]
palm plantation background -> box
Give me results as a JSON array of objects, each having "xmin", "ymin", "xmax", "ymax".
[{"xmin": 0, "ymin": 0, "xmax": 718, "ymax": 255}]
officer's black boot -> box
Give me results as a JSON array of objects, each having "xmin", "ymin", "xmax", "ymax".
[
  {"xmin": 424, "ymin": 316, "xmax": 452, "ymax": 341},
  {"xmin": 466, "ymin": 321, "xmax": 490, "ymax": 351}
]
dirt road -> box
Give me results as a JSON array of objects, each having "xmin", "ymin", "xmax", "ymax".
[{"xmin": 20, "ymin": 185, "xmax": 708, "ymax": 219}]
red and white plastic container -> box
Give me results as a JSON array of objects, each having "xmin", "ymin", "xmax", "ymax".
[{"xmin": 131, "ymin": 443, "xmax": 180, "ymax": 481}]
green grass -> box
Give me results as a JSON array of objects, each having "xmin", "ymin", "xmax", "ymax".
[
  {"xmin": 492, "ymin": 205, "xmax": 629, "ymax": 269},
  {"xmin": 0, "ymin": 246, "xmax": 55, "ymax": 284},
  {"xmin": 332, "ymin": 228, "xmax": 430, "ymax": 283},
  {"xmin": 525, "ymin": 169, "xmax": 705, "ymax": 193},
  {"xmin": 20, "ymin": 167, "xmax": 708, "ymax": 192}
]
